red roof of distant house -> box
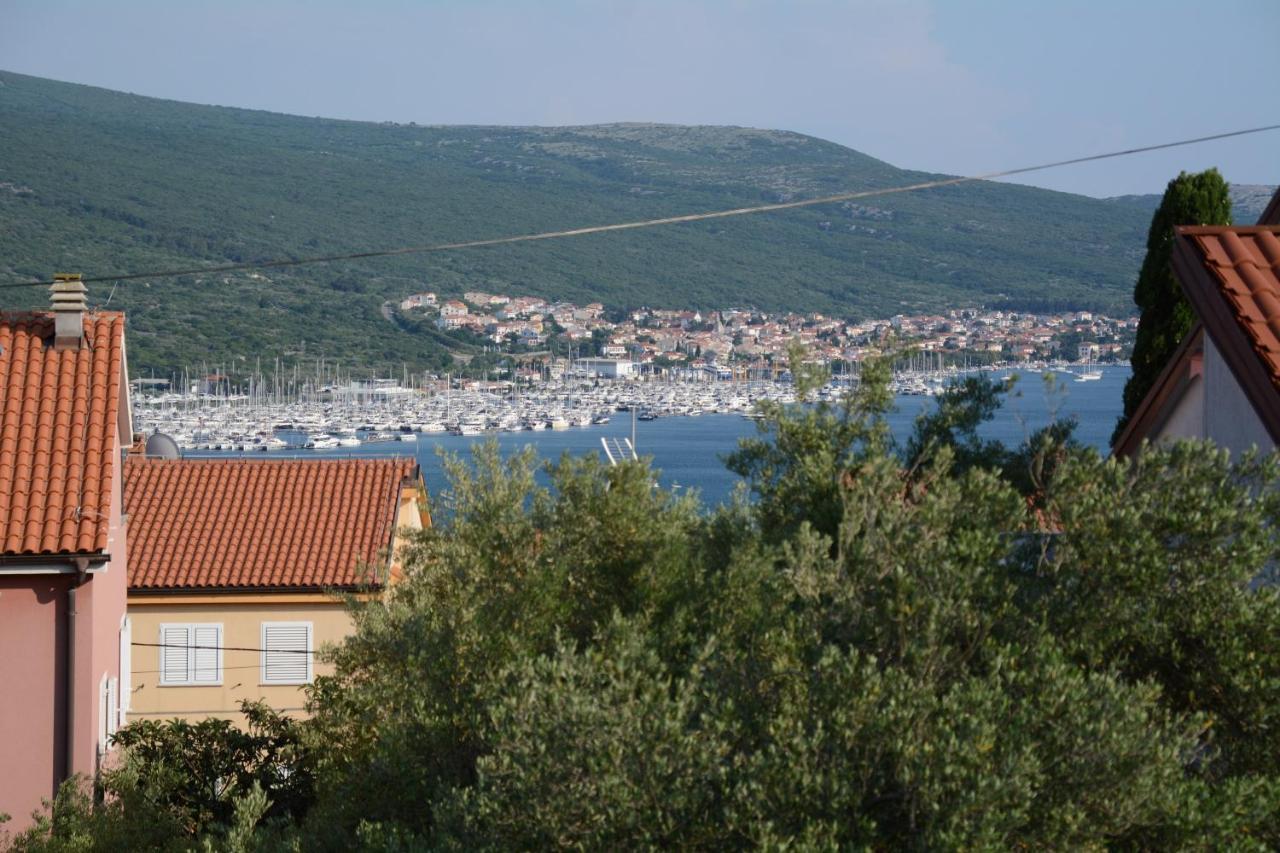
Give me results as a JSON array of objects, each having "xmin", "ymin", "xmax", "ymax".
[
  {"xmin": 125, "ymin": 457, "xmax": 418, "ymax": 591},
  {"xmin": 1172, "ymin": 225, "xmax": 1280, "ymax": 441},
  {"xmin": 0, "ymin": 312, "xmax": 126, "ymax": 557}
]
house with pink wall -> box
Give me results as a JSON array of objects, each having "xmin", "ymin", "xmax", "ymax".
[{"xmin": 0, "ymin": 277, "xmax": 132, "ymax": 830}]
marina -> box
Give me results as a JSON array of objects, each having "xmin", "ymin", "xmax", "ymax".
[
  {"xmin": 132, "ymin": 361, "xmax": 1123, "ymax": 454},
  {"xmin": 132, "ymin": 376, "xmax": 800, "ymax": 452},
  {"xmin": 134, "ymin": 367, "xmax": 1130, "ymax": 507}
]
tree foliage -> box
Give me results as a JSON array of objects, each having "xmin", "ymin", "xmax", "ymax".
[
  {"xmin": 12, "ymin": 363, "xmax": 1280, "ymax": 850},
  {"xmin": 4, "ymin": 702, "xmax": 309, "ymax": 852},
  {"xmin": 1114, "ymin": 169, "xmax": 1232, "ymax": 444}
]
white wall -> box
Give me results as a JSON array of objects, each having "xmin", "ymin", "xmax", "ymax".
[
  {"xmin": 1203, "ymin": 335, "xmax": 1275, "ymax": 456},
  {"xmin": 578, "ymin": 359, "xmax": 633, "ymax": 378},
  {"xmin": 1153, "ymin": 371, "xmax": 1205, "ymax": 444}
]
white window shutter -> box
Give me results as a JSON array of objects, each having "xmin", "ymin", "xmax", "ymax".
[
  {"xmin": 160, "ymin": 625, "xmax": 191, "ymax": 684},
  {"xmin": 119, "ymin": 617, "xmax": 132, "ymax": 721},
  {"xmin": 106, "ymin": 678, "xmax": 119, "ymax": 737},
  {"xmin": 192, "ymin": 625, "xmax": 221, "ymax": 683},
  {"xmin": 98, "ymin": 675, "xmax": 109, "ymax": 750},
  {"xmin": 262, "ymin": 623, "xmax": 312, "ymax": 684}
]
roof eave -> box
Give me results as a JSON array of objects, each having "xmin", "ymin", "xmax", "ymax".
[
  {"xmin": 117, "ymin": 330, "xmax": 134, "ymax": 448},
  {"xmin": 128, "ymin": 583, "xmax": 381, "ymax": 596},
  {"xmin": 0, "ymin": 552, "xmax": 111, "ymax": 573}
]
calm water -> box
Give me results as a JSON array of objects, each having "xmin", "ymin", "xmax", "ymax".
[{"xmin": 190, "ymin": 367, "xmax": 1128, "ymax": 508}]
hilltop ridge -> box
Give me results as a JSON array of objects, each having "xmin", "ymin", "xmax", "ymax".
[{"xmin": 1106, "ymin": 184, "xmax": 1276, "ymax": 223}]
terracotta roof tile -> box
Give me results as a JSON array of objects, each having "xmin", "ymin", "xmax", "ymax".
[
  {"xmin": 0, "ymin": 312, "xmax": 125, "ymax": 557},
  {"xmin": 1180, "ymin": 226, "xmax": 1280, "ymax": 393},
  {"xmin": 124, "ymin": 457, "xmax": 417, "ymax": 591}
]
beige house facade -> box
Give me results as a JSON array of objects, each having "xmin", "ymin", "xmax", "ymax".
[
  {"xmin": 123, "ymin": 456, "xmax": 426, "ymax": 725},
  {"xmin": 128, "ymin": 595, "xmax": 359, "ymax": 723}
]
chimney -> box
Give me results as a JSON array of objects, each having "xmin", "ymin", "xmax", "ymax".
[{"xmin": 50, "ymin": 273, "xmax": 88, "ymax": 351}]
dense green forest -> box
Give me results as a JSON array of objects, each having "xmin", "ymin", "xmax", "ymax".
[
  {"xmin": 7, "ymin": 365, "xmax": 1280, "ymax": 850},
  {"xmin": 0, "ymin": 70, "xmax": 1185, "ymax": 372}
]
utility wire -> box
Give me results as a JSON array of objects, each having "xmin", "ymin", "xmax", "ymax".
[
  {"xmin": 3, "ymin": 122, "xmax": 1277, "ymax": 292},
  {"xmin": 134, "ymin": 641, "xmax": 316, "ymax": 655}
]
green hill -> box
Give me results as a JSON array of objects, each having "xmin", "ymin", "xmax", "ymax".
[{"xmin": 0, "ymin": 70, "xmax": 1155, "ymax": 372}]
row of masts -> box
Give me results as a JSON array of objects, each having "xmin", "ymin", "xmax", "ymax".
[{"xmin": 140, "ymin": 349, "xmax": 1005, "ymax": 410}]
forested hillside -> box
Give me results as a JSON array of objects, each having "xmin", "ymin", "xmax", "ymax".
[{"xmin": 1, "ymin": 70, "xmax": 1157, "ymax": 371}]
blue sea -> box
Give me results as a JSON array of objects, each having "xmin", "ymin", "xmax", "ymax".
[{"xmin": 191, "ymin": 367, "xmax": 1129, "ymax": 508}]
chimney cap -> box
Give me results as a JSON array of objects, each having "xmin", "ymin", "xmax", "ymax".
[{"xmin": 51, "ymin": 276, "xmax": 88, "ymax": 304}]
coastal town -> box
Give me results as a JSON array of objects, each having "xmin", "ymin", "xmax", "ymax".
[{"xmin": 403, "ymin": 288, "xmax": 1135, "ymax": 371}]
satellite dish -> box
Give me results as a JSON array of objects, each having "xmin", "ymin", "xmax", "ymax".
[{"xmin": 144, "ymin": 432, "xmax": 182, "ymax": 460}]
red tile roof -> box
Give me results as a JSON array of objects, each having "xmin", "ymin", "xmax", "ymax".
[
  {"xmin": 125, "ymin": 457, "xmax": 419, "ymax": 591},
  {"xmin": 0, "ymin": 312, "xmax": 127, "ymax": 557},
  {"xmin": 1173, "ymin": 225, "xmax": 1280, "ymax": 441},
  {"xmin": 1180, "ymin": 228, "xmax": 1280, "ymax": 386}
]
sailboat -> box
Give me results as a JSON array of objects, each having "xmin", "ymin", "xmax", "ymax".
[{"xmin": 1074, "ymin": 363, "xmax": 1103, "ymax": 382}]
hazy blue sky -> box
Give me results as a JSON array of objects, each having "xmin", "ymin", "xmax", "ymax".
[{"xmin": 3, "ymin": 0, "xmax": 1276, "ymax": 197}]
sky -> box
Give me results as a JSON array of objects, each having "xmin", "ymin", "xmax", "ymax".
[{"xmin": 2, "ymin": 0, "xmax": 1276, "ymax": 197}]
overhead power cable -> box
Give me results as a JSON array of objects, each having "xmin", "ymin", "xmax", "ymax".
[
  {"xmin": 134, "ymin": 641, "xmax": 316, "ymax": 655},
  {"xmin": 3, "ymin": 122, "xmax": 1277, "ymax": 292}
]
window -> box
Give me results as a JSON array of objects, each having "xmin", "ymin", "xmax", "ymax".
[
  {"xmin": 118, "ymin": 616, "xmax": 131, "ymax": 727},
  {"xmin": 98, "ymin": 675, "xmax": 109, "ymax": 752},
  {"xmin": 261, "ymin": 622, "xmax": 313, "ymax": 685},
  {"xmin": 158, "ymin": 623, "xmax": 222, "ymax": 686},
  {"xmin": 98, "ymin": 674, "xmax": 119, "ymax": 752},
  {"xmin": 107, "ymin": 678, "xmax": 118, "ymax": 736}
]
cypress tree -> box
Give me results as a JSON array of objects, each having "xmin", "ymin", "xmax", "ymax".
[{"xmin": 1113, "ymin": 169, "xmax": 1231, "ymax": 445}]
